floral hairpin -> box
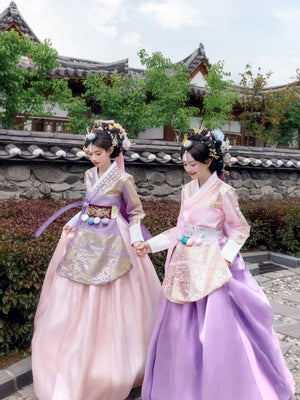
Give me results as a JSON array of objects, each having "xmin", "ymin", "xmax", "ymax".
[
  {"xmin": 193, "ymin": 128, "xmax": 203, "ymax": 135},
  {"xmin": 209, "ymin": 148, "xmax": 220, "ymax": 160},
  {"xmin": 181, "ymin": 133, "xmax": 193, "ymax": 150},
  {"xmin": 85, "ymin": 126, "xmax": 97, "ymax": 142},
  {"xmin": 86, "ymin": 131, "xmax": 97, "ymax": 141},
  {"xmin": 109, "ymin": 132, "xmax": 119, "ymax": 147},
  {"xmin": 212, "ymin": 129, "xmax": 232, "ymax": 166}
]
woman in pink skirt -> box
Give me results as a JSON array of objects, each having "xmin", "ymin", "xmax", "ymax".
[{"xmin": 32, "ymin": 121, "xmax": 161, "ymax": 400}]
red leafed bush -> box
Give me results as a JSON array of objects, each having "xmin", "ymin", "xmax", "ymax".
[{"xmin": 0, "ymin": 198, "xmax": 299, "ymax": 354}]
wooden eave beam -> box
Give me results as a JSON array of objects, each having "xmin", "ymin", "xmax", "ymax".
[
  {"xmin": 189, "ymin": 60, "xmax": 209, "ymax": 79},
  {"xmin": 3, "ymin": 22, "xmax": 23, "ymax": 36}
]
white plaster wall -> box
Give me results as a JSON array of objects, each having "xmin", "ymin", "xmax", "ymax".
[
  {"xmin": 190, "ymin": 71, "xmax": 207, "ymax": 87},
  {"xmin": 138, "ymin": 127, "xmax": 164, "ymax": 139}
]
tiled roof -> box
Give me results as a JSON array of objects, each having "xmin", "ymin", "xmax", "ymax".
[
  {"xmin": 0, "ymin": 1, "xmax": 40, "ymax": 43},
  {"xmin": 0, "ymin": 2, "xmax": 129, "ymax": 78},
  {"xmin": 1, "ymin": 129, "xmax": 299, "ymax": 170},
  {"xmin": 51, "ymin": 55, "xmax": 129, "ymax": 78},
  {"xmin": 181, "ymin": 43, "xmax": 210, "ymax": 74},
  {"xmin": 17, "ymin": 52, "xmax": 129, "ymax": 79}
]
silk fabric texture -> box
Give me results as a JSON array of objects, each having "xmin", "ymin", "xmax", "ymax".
[
  {"xmin": 142, "ymin": 174, "xmax": 295, "ymax": 400},
  {"xmin": 32, "ymin": 163, "xmax": 161, "ymax": 400}
]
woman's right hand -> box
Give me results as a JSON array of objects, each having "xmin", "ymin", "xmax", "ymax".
[{"xmin": 63, "ymin": 225, "xmax": 72, "ymax": 235}]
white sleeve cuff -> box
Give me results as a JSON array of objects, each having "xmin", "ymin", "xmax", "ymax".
[
  {"xmin": 221, "ymin": 239, "xmax": 241, "ymax": 264},
  {"xmin": 66, "ymin": 211, "xmax": 81, "ymax": 229},
  {"xmin": 130, "ymin": 223, "xmax": 144, "ymax": 244},
  {"xmin": 147, "ymin": 234, "xmax": 171, "ymax": 253}
]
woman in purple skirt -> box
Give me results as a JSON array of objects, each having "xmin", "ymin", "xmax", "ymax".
[{"xmin": 138, "ymin": 130, "xmax": 295, "ymax": 400}]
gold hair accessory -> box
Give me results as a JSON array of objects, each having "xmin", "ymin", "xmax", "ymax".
[
  {"xmin": 193, "ymin": 128, "xmax": 203, "ymax": 135},
  {"xmin": 181, "ymin": 133, "xmax": 193, "ymax": 149}
]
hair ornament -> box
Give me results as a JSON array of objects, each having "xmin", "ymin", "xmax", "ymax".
[
  {"xmin": 211, "ymin": 129, "xmax": 232, "ymax": 166},
  {"xmin": 181, "ymin": 134, "xmax": 193, "ymax": 150},
  {"xmin": 86, "ymin": 131, "xmax": 97, "ymax": 142},
  {"xmin": 212, "ymin": 129, "xmax": 225, "ymax": 142},
  {"xmin": 221, "ymin": 137, "xmax": 231, "ymax": 152},
  {"xmin": 209, "ymin": 148, "xmax": 220, "ymax": 160},
  {"xmin": 85, "ymin": 119, "xmax": 131, "ymax": 151},
  {"xmin": 193, "ymin": 128, "xmax": 204, "ymax": 135}
]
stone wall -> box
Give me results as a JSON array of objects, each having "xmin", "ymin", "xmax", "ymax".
[{"xmin": 1, "ymin": 160, "xmax": 299, "ymax": 202}]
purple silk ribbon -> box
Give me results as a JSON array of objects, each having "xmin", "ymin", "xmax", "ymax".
[{"xmin": 35, "ymin": 200, "xmax": 89, "ymax": 238}]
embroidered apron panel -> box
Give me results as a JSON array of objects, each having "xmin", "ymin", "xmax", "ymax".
[{"xmin": 57, "ymin": 228, "xmax": 132, "ymax": 285}]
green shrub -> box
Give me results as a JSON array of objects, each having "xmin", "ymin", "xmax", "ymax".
[
  {"xmin": 241, "ymin": 199, "xmax": 300, "ymax": 256},
  {"xmin": 143, "ymin": 201, "xmax": 180, "ymax": 281},
  {"xmin": 0, "ymin": 200, "xmax": 79, "ymax": 354},
  {"xmin": 0, "ymin": 198, "xmax": 299, "ymax": 354}
]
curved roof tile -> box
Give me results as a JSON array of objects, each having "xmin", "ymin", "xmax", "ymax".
[{"xmin": 0, "ymin": 129, "xmax": 299, "ymax": 170}]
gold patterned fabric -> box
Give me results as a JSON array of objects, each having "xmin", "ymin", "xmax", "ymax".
[
  {"xmin": 56, "ymin": 162, "xmax": 145, "ymax": 285},
  {"xmin": 160, "ymin": 173, "xmax": 250, "ymax": 303},
  {"xmin": 57, "ymin": 228, "xmax": 132, "ymax": 285},
  {"xmin": 162, "ymin": 239, "xmax": 232, "ymax": 303}
]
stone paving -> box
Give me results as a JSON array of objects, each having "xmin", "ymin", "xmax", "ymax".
[{"xmin": 2, "ymin": 267, "xmax": 300, "ymax": 400}]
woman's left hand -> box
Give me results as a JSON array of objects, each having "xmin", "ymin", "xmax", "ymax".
[{"xmin": 133, "ymin": 241, "xmax": 150, "ymax": 257}]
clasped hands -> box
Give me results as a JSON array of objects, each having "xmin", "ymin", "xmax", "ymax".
[{"xmin": 133, "ymin": 241, "xmax": 151, "ymax": 257}]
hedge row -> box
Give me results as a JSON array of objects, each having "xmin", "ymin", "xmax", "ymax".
[{"xmin": 0, "ymin": 198, "xmax": 299, "ymax": 354}]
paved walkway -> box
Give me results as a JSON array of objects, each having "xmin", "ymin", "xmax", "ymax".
[{"xmin": 2, "ymin": 267, "xmax": 300, "ymax": 400}]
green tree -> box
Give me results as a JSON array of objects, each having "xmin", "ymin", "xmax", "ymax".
[
  {"xmin": 201, "ymin": 60, "xmax": 239, "ymax": 130},
  {"xmin": 238, "ymin": 64, "xmax": 300, "ymax": 146},
  {"xmin": 0, "ymin": 30, "xmax": 71, "ymax": 129},
  {"xmin": 79, "ymin": 49, "xmax": 198, "ymax": 137},
  {"xmin": 274, "ymin": 69, "xmax": 300, "ymax": 147}
]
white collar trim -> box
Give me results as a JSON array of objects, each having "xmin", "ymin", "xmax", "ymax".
[{"xmin": 92, "ymin": 161, "xmax": 116, "ymax": 189}]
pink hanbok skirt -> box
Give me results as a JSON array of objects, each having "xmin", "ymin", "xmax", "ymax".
[{"xmin": 32, "ymin": 218, "xmax": 161, "ymax": 400}]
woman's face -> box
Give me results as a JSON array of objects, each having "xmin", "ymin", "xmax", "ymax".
[
  {"xmin": 87, "ymin": 143, "xmax": 112, "ymax": 168},
  {"xmin": 182, "ymin": 151, "xmax": 211, "ymax": 181}
]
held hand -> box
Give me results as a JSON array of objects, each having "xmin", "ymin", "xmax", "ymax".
[
  {"xmin": 133, "ymin": 241, "xmax": 152, "ymax": 257},
  {"xmin": 63, "ymin": 225, "xmax": 72, "ymax": 235}
]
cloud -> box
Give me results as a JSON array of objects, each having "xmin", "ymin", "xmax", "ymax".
[
  {"xmin": 121, "ymin": 31, "xmax": 141, "ymax": 47},
  {"xmin": 88, "ymin": 0, "xmax": 127, "ymax": 39},
  {"xmin": 272, "ymin": 6, "xmax": 300, "ymax": 34},
  {"xmin": 138, "ymin": 0, "xmax": 201, "ymax": 30}
]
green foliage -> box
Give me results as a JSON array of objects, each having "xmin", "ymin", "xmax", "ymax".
[
  {"xmin": 238, "ymin": 64, "xmax": 300, "ymax": 146},
  {"xmin": 0, "ymin": 30, "xmax": 71, "ymax": 129},
  {"xmin": 0, "ymin": 200, "xmax": 79, "ymax": 353},
  {"xmin": 241, "ymin": 199, "xmax": 300, "ymax": 256},
  {"xmin": 64, "ymin": 96, "xmax": 93, "ymax": 135},
  {"xmin": 143, "ymin": 200, "xmax": 180, "ymax": 281},
  {"xmin": 82, "ymin": 49, "xmax": 198, "ymax": 136},
  {"xmin": 0, "ymin": 198, "xmax": 299, "ymax": 353},
  {"xmin": 202, "ymin": 60, "xmax": 239, "ymax": 130}
]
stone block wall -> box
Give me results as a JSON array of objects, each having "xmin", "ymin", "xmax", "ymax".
[{"xmin": 1, "ymin": 161, "xmax": 299, "ymax": 202}]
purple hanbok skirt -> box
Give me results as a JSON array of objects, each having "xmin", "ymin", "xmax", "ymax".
[{"xmin": 142, "ymin": 253, "xmax": 295, "ymax": 400}]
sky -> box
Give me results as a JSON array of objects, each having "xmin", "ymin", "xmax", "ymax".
[{"xmin": 1, "ymin": 0, "xmax": 299, "ymax": 87}]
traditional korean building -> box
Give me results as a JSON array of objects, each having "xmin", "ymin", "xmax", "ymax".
[
  {"xmin": 1, "ymin": 1, "xmax": 298, "ymax": 147},
  {"xmin": 0, "ymin": 2, "xmax": 250, "ymax": 143},
  {"xmin": 0, "ymin": 2, "xmax": 299, "ymax": 201}
]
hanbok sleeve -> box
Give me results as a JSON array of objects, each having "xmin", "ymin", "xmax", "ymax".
[
  {"xmin": 66, "ymin": 211, "xmax": 81, "ymax": 229},
  {"xmin": 122, "ymin": 175, "xmax": 145, "ymax": 244},
  {"xmin": 221, "ymin": 186, "xmax": 250, "ymax": 263},
  {"xmin": 147, "ymin": 187, "xmax": 186, "ymax": 253}
]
